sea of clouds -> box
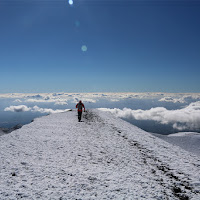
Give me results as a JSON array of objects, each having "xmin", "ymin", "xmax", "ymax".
[
  {"xmin": 4, "ymin": 105, "xmax": 71, "ymax": 114},
  {"xmin": 2, "ymin": 92, "xmax": 200, "ymax": 132},
  {"xmin": 99, "ymin": 101, "xmax": 200, "ymax": 131}
]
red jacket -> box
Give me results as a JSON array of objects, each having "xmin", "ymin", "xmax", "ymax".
[{"xmin": 76, "ymin": 102, "xmax": 85, "ymax": 112}]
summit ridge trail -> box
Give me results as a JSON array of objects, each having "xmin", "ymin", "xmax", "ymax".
[{"xmin": 0, "ymin": 109, "xmax": 199, "ymax": 199}]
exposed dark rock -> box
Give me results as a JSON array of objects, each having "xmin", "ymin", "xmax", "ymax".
[
  {"xmin": 11, "ymin": 172, "xmax": 16, "ymax": 176},
  {"xmin": 0, "ymin": 124, "xmax": 23, "ymax": 136}
]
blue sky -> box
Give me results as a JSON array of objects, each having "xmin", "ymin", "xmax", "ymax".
[{"xmin": 0, "ymin": 0, "xmax": 200, "ymax": 93}]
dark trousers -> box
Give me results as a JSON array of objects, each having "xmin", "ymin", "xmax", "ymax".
[{"xmin": 78, "ymin": 111, "xmax": 82, "ymax": 121}]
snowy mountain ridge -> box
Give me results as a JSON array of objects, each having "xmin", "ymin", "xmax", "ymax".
[{"xmin": 0, "ymin": 109, "xmax": 200, "ymax": 199}]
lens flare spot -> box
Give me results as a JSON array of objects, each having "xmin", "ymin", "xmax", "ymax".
[
  {"xmin": 81, "ymin": 45, "xmax": 87, "ymax": 52},
  {"xmin": 75, "ymin": 20, "xmax": 80, "ymax": 28},
  {"xmin": 68, "ymin": 0, "xmax": 73, "ymax": 5}
]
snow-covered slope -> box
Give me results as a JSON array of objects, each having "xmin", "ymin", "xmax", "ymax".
[
  {"xmin": 0, "ymin": 110, "xmax": 199, "ymax": 199},
  {"xmin": 152, "ymin": 132, "xmax": 200, "ymax": 157}
]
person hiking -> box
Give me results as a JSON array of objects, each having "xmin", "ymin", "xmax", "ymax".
[{"xmin": 76, "ymin": 100, "xmax": 85, "ymax": 122}]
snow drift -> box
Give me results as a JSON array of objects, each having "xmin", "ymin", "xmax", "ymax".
[{"xmin": 0, "ymin": 109, "xmax": 200, "ymax": 199}]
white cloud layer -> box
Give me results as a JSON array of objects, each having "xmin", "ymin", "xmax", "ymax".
[
  {"xmin": 1, "ymin": 92, "xmax": 200, "ymax": 105},
  {"xmin": 54, "ymin": 101, "xmax": 68, "ymax": 105},
  {"xmin": 4, "ymin": 105, "xmax": 71, "ymax": 114},
  {"xmin": 158, "ymin": 95, "xmax": 200, "ymax": 104},
  {"xmin": 4, "ymin": 105, "xmax": 31, "ymax": 112},
  {"xmin": 25, "ymin": 98, "xmax": 68, "ymax": 105},
  {"xmin": 159, "ymin": 97, "xmax": 186, "ymax": 103},
  {"xmin": 99, "ymin": 101, "xmax": 200, "ymax": 131},
  {"xmin": 32, "ymin": 106, "xmax": 71, "ymax": 114},
  {"xmin": 13, "ymin": 99, "xmax": 22, "ymax": 103}
]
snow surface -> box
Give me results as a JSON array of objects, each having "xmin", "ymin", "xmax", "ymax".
[
  {"xmin": 152, "ymin": 132, "xmax": 200, "ymax": 158},
  {"xmin": 0, "ymin": 109, "xmax": 200, "ymax": 199}
]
